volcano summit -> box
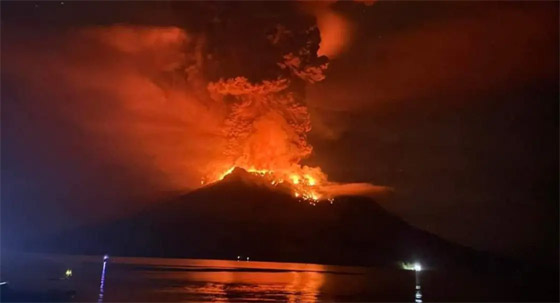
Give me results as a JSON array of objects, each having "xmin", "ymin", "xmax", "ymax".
[{"xmin": 43, "ymin": 168, "xmax": 510, "ymax": 271}]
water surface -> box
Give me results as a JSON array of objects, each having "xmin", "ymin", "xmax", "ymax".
[{"xmin": 0, "ymin": 252, "xmax": 554, "ymax": 302}]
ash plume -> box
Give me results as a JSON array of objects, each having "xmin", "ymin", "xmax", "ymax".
[{"xmin": 3, "ymin": 2, "xmax": 389, "ymax": 202}]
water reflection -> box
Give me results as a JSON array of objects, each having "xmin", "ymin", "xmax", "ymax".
[
  {"xmin": 414, "ymin": 271, "xmax": 422, "ymax": 303},
  {"xmin": 97, "ymin": 255, "xmax": 108, "ymax": 303},
  {"xmin": 3, "ymin": 254, "xmax": 417, "ymax": 302},
  {"xmin": 286, "ymin": 271, "xmax": 324, "ymax": 303},
  {"xmin": 152, "ymin": 262, "xmax": 326, "ymax": 303}
]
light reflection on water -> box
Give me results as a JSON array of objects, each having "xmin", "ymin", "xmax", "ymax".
[
  {"xmin": 2, "ymin": 252, "xmax": 554, "ymax": 302},
  {"xmin": 125, "ymin": 258, "xmax": 334, "ymax": 302},
  {"xmin": 97, "ymin": 256, "xmax": 413, "ymax": 302},
  {"xmin": 1, "ymin": 253, "xmax": 416, "ymax": 302},
  {"xmin": 414, "ymin": 271, "xmax": 423, "ymax": 303},
  {"xmin": 97, "ymin": 257, "xmax": 107, "ymax": 303},
  {"xmin": 151, "ymin": 268, "xmax": 325, "ymax": 303}
]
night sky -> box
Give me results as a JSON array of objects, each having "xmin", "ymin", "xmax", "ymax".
[{"xmin": 1, "ymin": 1, "xmax": 558, "ymax": 265}]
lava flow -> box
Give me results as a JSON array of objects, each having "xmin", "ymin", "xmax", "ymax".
[
  {"xmin": 197, "ymin": 19, "xmax": 333, "ymax": 204},
  {"xmin": 197, "ymin": 17, "xmax": 384, "ymax": 203},
  {"xmin": 211, "ymin": 165, "xmax": 329, "ymax": 204}
]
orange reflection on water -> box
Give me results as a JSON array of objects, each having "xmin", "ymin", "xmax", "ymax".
[
  {"xmin": 126, "ymin": 258, "xmax": 338, "ymax": 302},
  {"xmin": 161, "ymin": 271, "xmax": 324, "ymax": 303},
  {"xmin": 286, "ymin": 271, "xmax": 324, "ymax": 303}
]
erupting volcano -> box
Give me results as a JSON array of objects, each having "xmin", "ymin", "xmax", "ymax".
[
  {"xmin": 42, "ymin": 164, "xmax": 518, "ymax": 272},
  {"xmin": 2, "ymin": 3, "xmax": 389, "ymax": 202},
  {"xmin": 203, "ymin": 74, "xmax": 330, "ymax": 203},
  {"xmin": 195, "ymin": 18, "xmax": 380, "ymax": 202},
  {"xmin": 191, "ymin": 6, "xmax": 398, "ymax": 203},
  {"xmin": 213, "ymin": 166, "xmax": 327, "ymax": 204},
  {"xmin": 3, "ymin": 1, "xmax": 558, "ymax": 301}
]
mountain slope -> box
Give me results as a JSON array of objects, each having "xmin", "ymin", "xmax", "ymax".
[{"xmin": 43, "ymin": 168, "xmax": 508, "ymax": 270}]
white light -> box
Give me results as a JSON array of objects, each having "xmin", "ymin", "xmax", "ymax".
[{"xmin": 401, "ymin": 261, "xmax": 424, "ymax": 271}]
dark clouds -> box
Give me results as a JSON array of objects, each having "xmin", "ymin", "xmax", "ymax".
[
  {"xmin": 1, "ymin": 1, "xmax": 326, "ymax": 245},
  {"xmin": 306, "ymin": 1, "xmax": 558, "ymax": 264},
  {"xmin": 307, "ymin": 2, "xmax": 557, "ymax": 112},
  {"xmin": 1, "ymin": 1, "xmax": 558, "ymax": 265}
]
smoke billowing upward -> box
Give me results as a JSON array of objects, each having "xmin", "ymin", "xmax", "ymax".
[
  {"xmin": 2, "ymin": 1, "xmax": 557, "ymax": 268},
  {"xmin": 206, "ymin": 21, "xmax": 327, "ymax": 173},
  {"xmin": 3, "ymin": 2, "xmax": 388, "ymax": 204}
]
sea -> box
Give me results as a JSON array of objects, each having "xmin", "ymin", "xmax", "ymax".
[{"xmin": 0, "ymin": 251, "xmax": 556, "ymax": 302}]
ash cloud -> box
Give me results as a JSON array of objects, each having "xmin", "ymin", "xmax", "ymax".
[
  {"xmin": 4, "ymin": 25, "xmax": 226, "ymax": 191},
  {"xmin": 1, "ymin": 4, "xmax": 400, "ymax": 254},
  {"xmin": 3, "ymin": 2, "xmax": 388, "ymax": 209}
]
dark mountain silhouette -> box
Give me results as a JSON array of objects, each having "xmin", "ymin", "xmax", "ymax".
[{"xmin": 40, "ymin": 168, "xmax": 518, "ymax": 271}]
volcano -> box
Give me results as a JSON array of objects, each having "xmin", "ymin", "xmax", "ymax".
[{"xmin": 43, "ymin": 168, "xmax": 511, "ymax": 270}]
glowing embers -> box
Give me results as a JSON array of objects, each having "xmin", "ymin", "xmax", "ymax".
[
  {"xmin": 247, "ymin": 167, "xmax": 274, "ymax": 177},
  {"xmin": 290, "ymin": 174, "xmax": 316, "ymax": 186},
  {"xmin": 293, "ymin": 190, "xmax": 321, "ymax": 205},
  {"xmin": 305, "ymin": 175, "xmax": 316, "ymax": 186},
  {"xmin": 213, "ymin": 166, "xmax": 331, "ymax": 204}
]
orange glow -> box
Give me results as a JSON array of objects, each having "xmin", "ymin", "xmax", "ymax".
[
  {"xmin": 316, "ymin": 8, "xmax": 352, "ymax": 58},
  {"xmin": 202, "ymin": 76, "xmax": 391, "ymax": 202},
  {"xmin": 305, "ymin": 175, "xmax": 316, "ymax": 186},
  {"xmin": 300, "ymin": 1, "xmax": 354, "ymax": 59},
  {"xmin": 246, "ymin": 167, "xmax": 273, "ymax": 176},
  {"xmin": 213, "ymin": 165, "xmax": 327, "ymax": 203},
  {"xmin": 218, "ymin": 167, "xmax": 235, "ymax": 180},
  {"xmin": 123, "ymin": 258, "xmax": 335, "ymax": 303},
  {"xmin": 290, "ymin": 175, "xmax": 300, "ymax": 185},
  {"xmin": 203, "ymin": 75, "xmax": 333, "ymax": 203},
  {"xmin": 6, "ymin": 23, "xmax": 389, "ymax": 204}
]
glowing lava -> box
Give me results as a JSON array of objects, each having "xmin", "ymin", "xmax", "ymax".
[
  {"xmin": 213, "ymin": 166, "xmax": 327, "ymax": 204},
  {"xmin": 203, "ymin": 72, "xmax": 332, "ymax": 204},
  {"xmin": 197, "ymin": 19, "xmax": 386, "ymax": 203}
]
